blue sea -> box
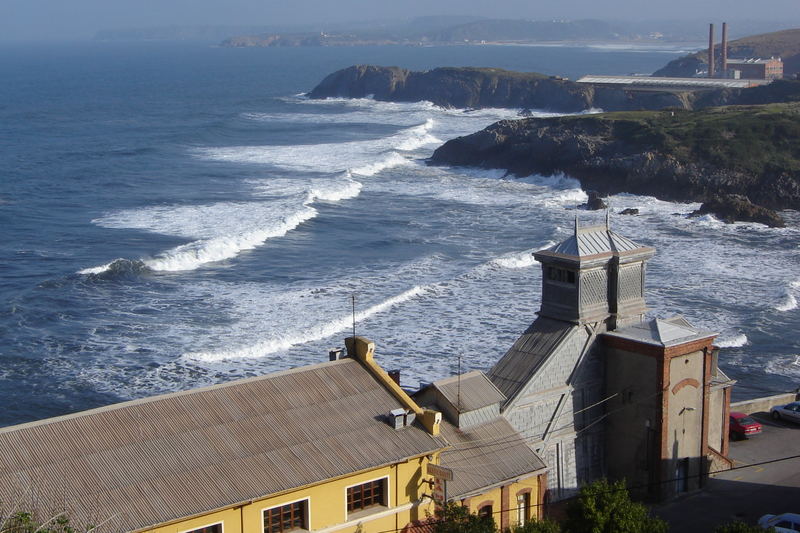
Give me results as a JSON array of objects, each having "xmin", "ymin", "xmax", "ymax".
[{"xmin": 1, "ymin": 41, "xmax": 798, "ymax": 427}]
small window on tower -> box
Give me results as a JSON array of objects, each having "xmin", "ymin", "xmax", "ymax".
[{"xmin": 547, "ymin": 267, "xmax": 575, "ymax": 284}]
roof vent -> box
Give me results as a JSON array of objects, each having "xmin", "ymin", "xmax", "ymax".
[
  {"xmin": 329, "ymin": 348, "xmax": 344, "ymax": 361},
  {"xmin": 388, "ymin": 408, "xmax": 416, "ymax": 429}
]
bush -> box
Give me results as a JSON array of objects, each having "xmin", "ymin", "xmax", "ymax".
[{"xmin": 563, "ymin": 479, "xmax": 668, "ymax": 533}]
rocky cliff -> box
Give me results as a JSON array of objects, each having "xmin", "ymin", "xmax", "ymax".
[
  {"xmin": 307, "ymin": 65, "xmax": 694, "ymax": 113},
  {"xmin": 430, "ymin": 103, "xmax": 800, "ymax": 222}
]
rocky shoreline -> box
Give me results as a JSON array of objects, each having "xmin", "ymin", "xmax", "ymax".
[
  {"xmin": 428, "ymin": 106, "xmax": 800, "ymax": 226},
  {"xmin": 308, "ymin": 65, "xmax": 698, "ymax": 113}
]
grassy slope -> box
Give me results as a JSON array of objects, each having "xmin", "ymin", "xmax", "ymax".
[{"xmin": 559, "ymin": 103, "xmax": 800, "ymax": 175}]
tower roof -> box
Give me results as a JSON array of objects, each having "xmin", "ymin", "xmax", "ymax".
[
  {"xmin": 535, "ymin": 217, "xmax": 654, "ymax": 262},
  {"xmin": 604, "ymin": 316, "xmax": 717, "ymax": 348}
]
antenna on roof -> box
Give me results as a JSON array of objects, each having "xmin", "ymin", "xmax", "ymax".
[
  {"xmin": 606, "ymin": 209, "xmax": 611, "ymax": 231},
  {"xmin": 574, "ymin": 214, "xmax": 579, "ymax": 236},
  {"xmin": 351, "ymin": 294, "xmax": 356, "ymax": 340}
]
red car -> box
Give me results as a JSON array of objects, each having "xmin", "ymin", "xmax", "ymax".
[{"xmin": 730, "ymin": 411, "xmax": 762, "ymax": 440}]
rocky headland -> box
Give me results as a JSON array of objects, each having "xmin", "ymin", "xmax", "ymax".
[
  {"xmin": 307, "ymin": 65, "xmax": 700, "ymax": 113},
  {"xmin": 309, "ymin": 65, "xmax": 800, "ymax": 113},
  {"xmin": 430, "ymin": 103, "xmax": 800, "ymax": 226}
]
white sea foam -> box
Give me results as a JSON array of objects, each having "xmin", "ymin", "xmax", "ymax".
[
  {"xmin": 144, "ymin": 207, "xmax": 317, "ymax": 271},
  {"xmin": 79, "ymin": 260, "xmax": 122, "ymax": 276},
  {"xmin": 716, "ymin": 334, "xmax": 748, "ymax": 348},
  {"xmin": 184, "ymin": 285, "xmax": 429, "ymax": 362},
  {"xmin": 197, "ymin": 119, "xmax": 435, "ymax": 174},
  {"xmin": 776, "ymin": 293, "xmax": 798, "ymax": 312}
]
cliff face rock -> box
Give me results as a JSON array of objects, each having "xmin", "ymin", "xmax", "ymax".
[
  {"xmin": 690, "ymin": 194, "xmax": 785, "ymax": 227},
  {"xmin": 430, "ymin": 104, "xmax": 800, "ymax": 220},
  {"xmin": 308, "ymin": 65, "xmax": 693, "ymax": 112}
]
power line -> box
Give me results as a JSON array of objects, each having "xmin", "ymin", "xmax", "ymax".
[{"xmin": 368, "ymin": 453, "xmax": 800, "ymax": 533}]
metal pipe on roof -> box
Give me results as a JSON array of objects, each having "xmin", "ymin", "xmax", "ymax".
[{"xmin": 708, "ymin": 23, "xmax": 716, "ymax": 78}]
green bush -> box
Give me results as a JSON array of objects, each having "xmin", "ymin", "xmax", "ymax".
[{"xmin": 563, "ymin": 479, "xmax": 668, "ymax": 533}]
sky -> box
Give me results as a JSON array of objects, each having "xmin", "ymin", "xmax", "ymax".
[{"xmin": 2, "ymin": 0, "xmax": 800, "ymax": 41}]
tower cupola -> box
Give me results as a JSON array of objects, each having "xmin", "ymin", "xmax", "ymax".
[{"xmin": 533, "ymin": 217, "xmax": 655, "ymax": 329}]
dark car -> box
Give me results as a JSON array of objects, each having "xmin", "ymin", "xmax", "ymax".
[{"xmin": 730, "ymin": 411, "xmax": 762, "ymax": 439}]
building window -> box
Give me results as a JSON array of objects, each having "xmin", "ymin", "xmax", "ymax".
[
  {"xmin": 516, "ymin": 492, "xmax": 530, "ymax": 525},
  {"xmin": 263, "ymin": 500, "xmax": 308, "ymax": 533},
  {"xmin": 478, "ymin": 504, "xmax": 493, "ymax": 519},
  {"xmin": 347, "ymin": 478, "xmax": 387, "ymax": 514},
  {"xmin": 547, "ymin": 267, "xmax": 575, "ymax": 284},
  {"xmin": 184, "ymin": 524, "xmax": 222, "ymax": 533}
]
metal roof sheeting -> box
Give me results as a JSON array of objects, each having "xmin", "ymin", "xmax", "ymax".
[
  {"xmin": 429, "ymin": 371, "xmax": 505, "ymax": 413},
  {"xmin": 576, "ymin": 75, "xmax": 769, "ymax": 89},
  {"xmin": 547, "ymin": 225, "xmax": 644, "ymax": 258},
  {"xmin": 0, "ymin": 359, "xmax": 445, "ymax": 532},
  {"xmin": 439, "ymin": 418, "xmax": 546, "ymax": 499},
  {"xmin": 488, "ymin": 317, "xmax": 578, "ymax": 402},
  {"xmin": 603, "ymin": 316, "xmax": 716, "ymax": 348}
]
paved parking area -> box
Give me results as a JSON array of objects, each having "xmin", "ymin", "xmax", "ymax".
[{"xmin": 654, "ymin": 412, "xmax": 800, "ymax": 532}]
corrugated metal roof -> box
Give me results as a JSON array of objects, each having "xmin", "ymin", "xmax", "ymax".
[
  {"xmin": 547, "ymin": 225, "xmax": 644, "ymax": 258},
  {"xmin": 429, "ymin": 371, "xmax": 505, "ymax": 413},
  {"xmin": 439, "ymin": 418, "xmax": 546, "ymax": 499},
  {"xmin": 0, "ymin": 359, "xmax": 445, "ymax": 532},
  {"xmin": 488, "ymin": 317, "xmax": 579, "ymax": 402},
  {"xmin": 603, "ymin": 316, "xmax": 716, "ymax": 348},
  {"xmin": 576, "ymin": 75, "xmax": 769, "ymax": 89}
]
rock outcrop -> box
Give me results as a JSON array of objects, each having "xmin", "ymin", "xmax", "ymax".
[
  {"xmin": 429, "ymin": 104, "xmax": 800, "ymax": 222},
  {"xmin": 308, "ymin": 65, "xmax": 692, "ymax": 112},
  {"xmin": 690, "ymin": 194, "xmax": 785, "ymax": 227}
]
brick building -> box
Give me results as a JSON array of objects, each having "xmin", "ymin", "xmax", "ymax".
[{"xmin": 487, "ymin": 219, "xmax": 734, "ymax": 500}]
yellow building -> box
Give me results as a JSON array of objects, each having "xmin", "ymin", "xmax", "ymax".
[
  {"xmin": 415, "ymin": 371, "xmax": 548, "ymax": 529},
  {"xmin": 0, "ymin": 337, "xmax": 445, "ymax": 533},
  {"xmin": 0, "ymin": 336, "xmax": 548, "ymax": 532}
]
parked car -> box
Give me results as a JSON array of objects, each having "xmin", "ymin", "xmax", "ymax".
[
  {"xmin": 758, "ymin": 512, "xmax": 800, "ymax": 531},
  {"xmin": 730, "ymin": 411, "xmax": 762, "ymax": 439},
  {"xmin": 770, "ymin": 402, "xmax": 800, "ymax": 423}
]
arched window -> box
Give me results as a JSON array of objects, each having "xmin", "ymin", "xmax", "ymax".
[{"xmin": 478, "ymin": 504, "xmax": 493, "ymax": 519}]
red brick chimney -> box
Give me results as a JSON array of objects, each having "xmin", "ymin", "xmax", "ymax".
[
  {"xmin": 708, "ymin": 23, "xmax": 716, "ymax": 78},
  {"xmin": 721, "ymin": 22, "xmax": 728, "ymax": 75}
]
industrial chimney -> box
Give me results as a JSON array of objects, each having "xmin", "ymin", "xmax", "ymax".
[
  {"xmin": 708, "ymin": 23, "xmax": 716, "ymax": 78},
  {"xmin": 721, "ymin": 22, "xmax": 728, "ymax": 76}
]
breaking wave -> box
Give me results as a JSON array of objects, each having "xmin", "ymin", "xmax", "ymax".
[
  {"xmin": 184, "ymin": 285, "xmax": 429, "ymax": 362},
  {"xmin": 716, "ymin": 334, "xmax": 748, "ymax": 348}
]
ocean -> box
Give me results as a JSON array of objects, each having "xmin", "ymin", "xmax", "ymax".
[{"xmin": 1, "ymin": 41, "xmax": 798, "ymax": 427}]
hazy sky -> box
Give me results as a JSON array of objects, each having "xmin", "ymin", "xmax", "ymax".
[{"xmin": 2, "ymin": 0, "xmax": 800, "ymax": 41}]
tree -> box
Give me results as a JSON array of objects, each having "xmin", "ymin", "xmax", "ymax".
[
  {"xmin": 511, "ymin": 518, "xmax": 563, "ymax": 533},
  {"xmin": 0, "ymin": 510, "xmax": 83, "ymax": 533},
  {"xmin": 433, "ymin": 502, "xmax": 497, "ymax": 533},
  {"xmin": 563, "ymin": 479, "xmax": 668, "ymax": 533}
]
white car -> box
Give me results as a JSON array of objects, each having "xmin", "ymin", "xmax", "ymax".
[
  {"xmin": 759, "ymin": 513, "xmax": 800, "ymax": 532},
  {"xmin": 770, "ymin": 402, "xmax": 800, "ymax": 423}
]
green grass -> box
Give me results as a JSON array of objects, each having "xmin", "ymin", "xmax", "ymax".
[{"xmin": 554, "ymin": 103, "xmax": 800, "ymax": 175}]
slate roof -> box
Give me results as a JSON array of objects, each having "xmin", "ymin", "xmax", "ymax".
[
  {"xmin": 439, "ymin": 418, "xmax": 546, "ymax": 499},
  {"xmin": 603, "ymin": 316, "xmax": 716, "ymax": 348},
  {"xmin": 0, "ymin": 359, "xmax": 445, "ymax": 533},
  {"xmin": 428, "ymin": 371, "xmax": 505, "ymax": 413},
  {"xmin": 488, "ymin": 317, "xmax": 579, "ymax": 403},
  {"xmin": 545, "ymin": 224, "xmax": 645, "ymax": 258}
]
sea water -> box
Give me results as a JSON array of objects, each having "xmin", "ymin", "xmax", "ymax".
[{"xmin": 1, "ymin": 41, "xmax": 798, "ymax": 426}]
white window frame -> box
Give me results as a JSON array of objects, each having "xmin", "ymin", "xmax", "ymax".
[
  {"xmin": 179, "ymin": 521, "xmax": 224, "ymax": 533},
  {"xmin": 344, "ymin": 475, "xmax": 391, "ymax": 518},
  {"xmin": 261, "ymin": 497, "xmax": 312, "ymax": 533}
]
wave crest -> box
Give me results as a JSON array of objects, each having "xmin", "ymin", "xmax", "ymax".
[{"xmin": 184, "ymin": 285, "xmax": 428, "ymax": 362}]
